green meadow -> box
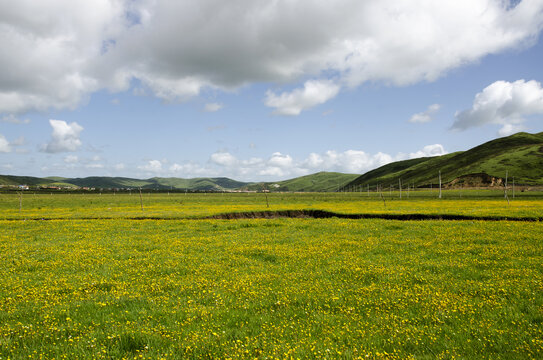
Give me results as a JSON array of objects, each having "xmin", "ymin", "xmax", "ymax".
[{"xmin": 1, "ymin": 192, "xmax": 542, "ymax": 359}]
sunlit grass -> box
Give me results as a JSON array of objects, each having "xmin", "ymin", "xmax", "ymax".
[
  {"xmin": 0, "ymin": 191, "xmax": 542, "ymax": 220},
  {"xmin": 1, "ymin": 215, "xmax": 542, "ymax": 359}
]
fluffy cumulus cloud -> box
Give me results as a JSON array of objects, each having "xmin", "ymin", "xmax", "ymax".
[
  {"xmin": 407, "ymin": 144, "xmax": 447, "ymax": 158},
  {"xmin": 453, "ymin": 79, "xmax": 543, "ymax": 135},
  {"xmin": 1, "ymin": 0, "xmax": 542, "ymax": 115},
  {"xmin": 169, "ymin": 162, "xmax": 215, "ymax": 177},
  {"xmin": 409, "ymin": 104, "xmax": 441, "ymax": 123},
  {"xmin": 0, "ymin": 0, "xmax": 125, "ymax": 114},
  {"xmin": 265, "ymin": 80, "xmax": 340, "ymax": 115},
  {"xmin": 0, "ymin": 134, "xmax": 11, "ymax": 153},
  {"xmin": 64, "ymin": 155, "xmax": 79, "ymax": 164},
  {"xmin": 138, "ymin": 159, "xmax": 163, "ymax": 173},
  {"xmin": 206, "ymin": 144, "xmax": 446, "ymax": 180},
  {"xmin": 41, "ymin": 120, "xmax": 84, "ymax": 153},
  {"xmin": 203, "ymin": 103, "xmax": 223, "ymax": 112}
]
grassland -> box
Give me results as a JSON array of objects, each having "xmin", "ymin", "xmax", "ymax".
[
  {"xmin": 1, "ymin": 191, "xmax": 542, "ymax": 359},
  {"xmin": 0, "ymin": 190, "xmax": 542, "ymax": 220}
]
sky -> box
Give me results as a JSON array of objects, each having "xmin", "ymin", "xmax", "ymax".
[{"xmin": 1, "ymin": 0, "xmax": 543, "ymax": 182}]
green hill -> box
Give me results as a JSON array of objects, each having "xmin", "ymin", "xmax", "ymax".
[
  {"xmin": 150, "ymin": 177, "xmax": 249, "ymax": 191},
  {"xmin": 248, "ymin": 172, "xmax": 359, "ymax": 192},
  {"xmin": 0, "ymin": 175, "xmax": 55, "ymax": 187},
  {"xmin": 58, "ymin": 176, "xmax": 250, "ymax": 191},
  {"xmin": 342, "ymin": 131, "xmax": 543, "ymax": 190}
]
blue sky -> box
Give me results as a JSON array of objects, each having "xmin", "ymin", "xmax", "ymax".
[{"xmin": 1, "ymin": 0, "xmax": 543, "ymax": 181}]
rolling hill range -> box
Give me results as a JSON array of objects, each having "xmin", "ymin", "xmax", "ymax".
[
  {"xmin": 0, "ymin": 175, "xmax": 251, "ymax": 191},
  {"xmin": 0, "ymin": 172, "xmax": 356, "ymax": 192},
  {"xmin": 1, "ymin": 132, "xmax": 542, "ymax": 191},
  {"xmin": 342, "ymin": 131, "xmax": 543, "ymax": 190}
]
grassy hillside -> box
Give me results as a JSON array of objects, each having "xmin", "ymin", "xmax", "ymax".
[
  {"xmin": 343, "ymin": 132, "xmax": 543, "ymax": 189},
  {"xmin": 248, "ymin": 171, "xmax": 359, "ymax": 192},
  {"xmin": 151, "ymin": 177, "xmax": 250, "ymax": 191},
  {"xmin": 66, "ymin": 177, "xmax": 152, "ymax": 189},
  {"xmin": 0, "ymin": 175, "xmax": 55, "ymax": 187}
]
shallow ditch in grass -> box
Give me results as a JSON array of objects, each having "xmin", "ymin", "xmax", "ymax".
[{"xmin": 206, "ymin": 209, "xmax": 541, "ymax": 222}]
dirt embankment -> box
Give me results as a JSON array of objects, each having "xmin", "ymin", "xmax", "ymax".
[{"xmin": 444, "ymin": 173, "xmax": 504, "ymax": 189}]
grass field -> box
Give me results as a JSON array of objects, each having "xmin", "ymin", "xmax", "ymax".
[
  {"xmin": 1, "ymin": 190, "xmax": 543, "ymax": 220},
  {"xmin": 1, "ymin": 191, "xmax": 542, "ymax": 359}
]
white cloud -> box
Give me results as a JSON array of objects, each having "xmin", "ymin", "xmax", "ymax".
[
  {"xmin": 498, "ymin": 123, "xmax": 526, "ymax": 136},
  {"xmin": 169, "ymin": 162, "xmax": 216, "ymax": 177},
  {"xmin": 11, "ymin": 136, "xmax": 26, "ymax": 146},
  {"xmin": 210, "ymin": 152, "xmax": 238, "ymax": 167},
  {"xmin": 265, "ymin": 80, "xmax": 340, "ymax": 115},
  {"xmin": 204, "ymin": 144, "xmax": 446, "ymax": 180},
  {"xmin": 0, "ymin": 134, "xmax": 11, "ymax": 153},
  {"xmin": 0, "ymin": 134, "xmax": 27, "ymax": 153},
  {"xmin": 408, "ymin": 144, "xmax": 447, "ymax": 158},
  {"xmin": 409, "ymin": 104, "xmax": 441, "ymax": 123},
  {"xmin": 0, "ymin": 0, "xmax": 124, "ymax": 114},
  {"xmin": 1, "ymin": 114, "xmax": 30, "ymax": 124},
  {"xmin": 302, "ymin": 150, "xmax": 394, "ymax": 174},
  {"xmin": 41, "ymin": 120, "xmax": 84, "ymax": 153},
  {"xmin": 115, "ymin": 163, "xmax": 125, "ymax": 171},
  {"xmin": 453, "ymin": 79, "xmax": 543, "ymax": 135},
  {"xmin": 64, "ymin": 155, "xmax": 79, "ymax": 163},
  {"xmin": 203, "ymin": 102, "xmax": 223, "ymax": 112},
  {"xmin": 138, "ymin": 159, "xmax": 163, "ymax": 173},
  {"xmin": 268, "ymin": 152, "xmax": 293, "ymax": 168},
  {"xmin": 4, "ymin": 1, "xmax": 541, "ymax": 114}
]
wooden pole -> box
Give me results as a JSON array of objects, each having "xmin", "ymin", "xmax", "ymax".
[
  {"xmin": 512, "ymin": 177, "xmax": 515, "ymax": 199},
  {"xmin": 139, "ymin": 188, "xmax": 144, "ymax": 212},
  {"xmin": 438, "ymin": 171, "xmax": 442, "ymax": 199},
  {"xmin": 18, "ymin": 191, "xmax": 22, "ymax": 213},
  {"xmin": 504, "ymin": 170, "xmax": 508, "ymax": 199},
  {"xmin": 399, "ymin": 178, "xmax": 402, "ymax": 199}
]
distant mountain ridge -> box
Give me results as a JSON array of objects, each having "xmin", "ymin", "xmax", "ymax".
[
  {"xmin": 1, "ymin": 132, "xmax": 543, "ymax": 191},
  {"xmin": 0, "ymin": 175, "xmax": 252, "ymax": 191}
]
